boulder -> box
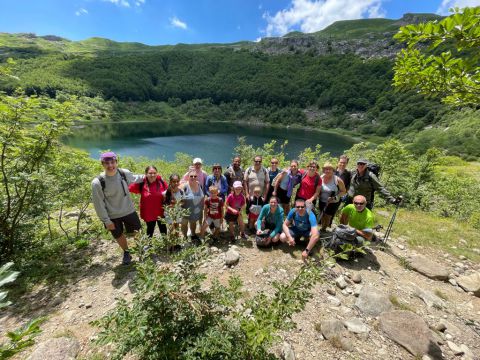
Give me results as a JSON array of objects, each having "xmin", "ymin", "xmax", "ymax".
[
  {"xmin": 225, "ymin": 249, "xmax": 240, "ymax": 266},
  {"xmin": 407, "ymin": 255, "xmax": 449, "ymax": 281},
  {"xmin": 379, "ymin": 311, "xmax": 443, "ymax": 359},
  {"xmin": 412, "ymin": 285, "xmax": 445, "ymax": 308},
  {"xmin": 320, "ymin": 319, "xmax": 345, "ymax": 340},
  {"xmin": 27, "ymin": 337, "xmax": 80, "ymax": 360},
  {"xmin": 343, "ymin": 318, "xmax": 369, "ymax": 334},
  {"xmin": 457, "ymin": 272, "xmax": 480, "ymax": 296},
  {"xmin": 354, "ymin": 286, "xmax": 392, "ymax": 316}
]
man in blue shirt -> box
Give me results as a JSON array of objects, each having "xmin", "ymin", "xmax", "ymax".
[{"xmin": 280, "ymin": 198, "xmax": 319, "ymax": 261}]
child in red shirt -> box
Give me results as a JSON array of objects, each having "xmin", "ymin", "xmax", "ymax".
[
  {"xmin": 225, "ymin": 181, "xmax": 246, "ymax": 242},
  {"xmin": 200, "ymin": 185, "xmax": 224, "ymax": 240}
]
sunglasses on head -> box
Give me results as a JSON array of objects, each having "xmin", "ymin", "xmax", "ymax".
[{"xmin": 354, "ymin": 201, "xmax": 365, "ymax": 205}]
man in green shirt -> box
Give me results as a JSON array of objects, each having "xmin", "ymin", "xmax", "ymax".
[{"xmin": 339, "ymin": 195, "xmax": 374, "ymax": 241}]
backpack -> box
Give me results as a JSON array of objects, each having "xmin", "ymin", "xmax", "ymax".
[
  {"xmin": 324, "ymin": 224, "xmax": 357, "ymax": 253},
  {"xmin": 246, "ymin": 166, "xmax": 268, "ymax": 179},
  {"xmin": 367, "ymin": 163, "xmax": 381, "ymax": 178},
  {"xmin": 97, "ymin": 169, "xmax": 128, "ymax": 196}
]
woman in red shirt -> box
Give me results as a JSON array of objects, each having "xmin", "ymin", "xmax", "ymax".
[
  {"xmin": 129, "ymin": 165, "xmax": 168, "ymax": 237},
  {"xmin": 296, "ymin": 160, "xmax": 322, "ymax": 212}
]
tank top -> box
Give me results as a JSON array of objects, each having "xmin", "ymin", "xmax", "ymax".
[{"xmin": 320, "ymin": 175, "xmax": 339, "ymax": 203}]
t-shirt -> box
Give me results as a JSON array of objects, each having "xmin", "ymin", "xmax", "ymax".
[
  {"xmin": 244, "ymin": 166, "xmax": 269, "ymax": 195},
  {"xmin": 268, "ymin": 168, "xmax": 280, "ymax": 185},
  {"xmin": 296, "ymin": 172, "xmax": 321, "ymax": 200},
  {"xmin": 286, "ymin": 208, "xmax": 317, "ymax": 235},
  {"xmin": 226, "ymin": 193, "xmax": 245, "ymax": 214},
  {"xmin": 341, "ymin": 204, "xmax": 374, "ymax": 231},
  {"xmin": 205, "ymin": 197, "xmax": 224, "ymax": 219}
]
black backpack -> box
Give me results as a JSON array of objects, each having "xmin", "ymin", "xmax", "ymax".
[
  {"xmin": 97, "ymin": 169, "xmax": 128, "ymax": 196},
  {"xmin": 367, "ymin": 163, "xmax": 381, "ymax": 178}
]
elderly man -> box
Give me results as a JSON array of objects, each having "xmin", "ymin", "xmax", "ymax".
[
  {"xmin": 339, "ymin": 195, "xmax": 374, "ymax": 242},
  {"xmin": 92, "ymin": 152, "xmax": 144, "ymax": 265},
  {"xmin": 280, "ymin": 198, "xmax": 319, "ymax": 261},
  {"xmin": 347, "ymin": 158, "xmax": 399, "ymax": 210}
]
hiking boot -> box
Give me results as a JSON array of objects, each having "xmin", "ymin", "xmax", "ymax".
[{"xmin": 122, "ymin": 251, "xmax": 132, "ymax": 265}]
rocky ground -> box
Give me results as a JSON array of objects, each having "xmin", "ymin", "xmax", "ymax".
[{"xmin": 1, "ymin": 227, "xmax": 479, "ymax": 360}]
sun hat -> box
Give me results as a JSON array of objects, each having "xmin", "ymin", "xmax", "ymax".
[
  {"xmin": 322, "ymin": 162, "xmax": 335, "ymax": 170},
  {"xmin": 193, "ymin": 157, "xmax": 203, "ymax": 165},
  {"xmin": 233, "ymin": 181, "xmax": 243, "ymax": 188},
  {"xmin": 100, "ymin": 151, "xmax": 117, "ymax": 161},
  {"xmin": 356, "ymin": 158, "xmax": 368, "ymax": 165}
]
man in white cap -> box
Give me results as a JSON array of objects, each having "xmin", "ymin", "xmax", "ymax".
[
  {"xmin": 91, "ymin": 152, "xmax": 144, "ymax": 265},
  {"xmin": 182, "ymin": 157, "xmax": 208, "ymax": 191}
]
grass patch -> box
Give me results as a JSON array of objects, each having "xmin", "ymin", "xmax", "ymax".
[
  {"xmin": 389, "ymin": 295, "xmax": 415, "ymax": 312},
  {"xmin": 398, "ymin": 256, "xmax": 412, "ymax": 270},
  {"xmin": 375, "ymin": 208, "xmax": 480, "ymax": 262}
]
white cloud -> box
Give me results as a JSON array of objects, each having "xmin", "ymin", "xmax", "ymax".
[
  {"xmin": 262, "ymin": 0, "xmax": 386, "ymax": 37},
  {"xmin": 135, "ymin": 0, "xmax": 145, "ymax": 6},
  {"xmin": 103, "ymin": 0, "xmax": 131, "ymax": 8},
  {"xmin": 75, "ymin": 8, "xmax": 88, "ymax": 16},
  {"xmin": 437, "ymin": 0, "xmax": 480, "ymax": 15},
  {"xmin": 170, "ymin": 16, "xmax": 188, "ymax": 30}
]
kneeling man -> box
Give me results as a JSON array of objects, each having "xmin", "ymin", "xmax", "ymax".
[
  {"xmin": 280, "ymin": 198, "xmax": 319, "ymax": 260},
  {"xmin": 339, "ymin": 195, "xmax": 374, "ymax": 243}
]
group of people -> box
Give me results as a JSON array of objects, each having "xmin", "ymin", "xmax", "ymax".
[{"xmin": 92, "ymin": 151, "xmax": 401, "ymax": 265}]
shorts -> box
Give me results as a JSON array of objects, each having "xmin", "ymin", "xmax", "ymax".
[
  {"xmin": 288, "ymin": 227, "xmax": 310, "ymax": 242},
  {"xmin": 225, "ymin": 212, "xmax": 240, "ymax": 223},
  {"xmin": 276, "ymin": 187, "xmax": 290, "ymax": 204},
  {"xmin": 318, "ymin": 201, "xmax": 341, "ymax": 216},
  {"xmin": 248, "ymin": 212, "xmax": 259, "ymax": 221},
  {"xmin": 108, "ymin": 212, "xmax": 141, "ymax": 239},
  {"xmin": 205, "ymin": 217, "xmax": 221, "ymax": 229}
]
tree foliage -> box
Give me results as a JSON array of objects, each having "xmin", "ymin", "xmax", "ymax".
[{"xmin": 393, "ymin": 6, "xmax": 480, "ymax": 106}]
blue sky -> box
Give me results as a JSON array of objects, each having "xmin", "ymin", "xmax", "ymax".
[{"xmin": 0, "ymin": 0, "xmax": 479, "ymax": 45}]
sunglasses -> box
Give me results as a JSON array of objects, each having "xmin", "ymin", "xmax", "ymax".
[
  {"xmin": 213, "ymin": 167, "xmax": 221, "ymax": 170},
  {"xmin": 254, "ymin": 160, "xmax": 262, "ymax": 163},
  {"xmin": 295, "ymin": 205, "xmax": 305, "ymax": 209},
  {"xmin": 271, "ymin": 162, "xmax": 278, "ymax": 164},
  {"xmin": 353, "ymin": 202, "xmax": 365, "ymax": 205},
  {"xmin": 357, "ymin": 163, "xmax": 366, "ymax": 166},
  {"xmin": 189, "ymin": 175, "xmax": 197, "ymax": 178}
]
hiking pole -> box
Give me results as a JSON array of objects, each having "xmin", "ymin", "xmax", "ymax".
[{"xmin": 383, "ymin": 196, "xmax": 402, "ymax": 244}]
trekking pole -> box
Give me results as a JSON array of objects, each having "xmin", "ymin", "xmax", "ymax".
[{"xmin": 383, "ymin": 196, "xmax": 402, "ymax": 244}]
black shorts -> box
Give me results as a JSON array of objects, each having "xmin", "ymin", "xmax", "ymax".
[
  {"xmin": 318, "ymin": 201, "xmax": 341, "ymax": 216},
  {"xmin": 225, "ymin": 212, "xmax": 240, "ymax": 223},
  {"xmin": 108, "ymin": 212, "xmax": 141, "ymax": 239},
  {"xmin": 276, "ymin": 187, "xmax": 290, "ymax": 205}
]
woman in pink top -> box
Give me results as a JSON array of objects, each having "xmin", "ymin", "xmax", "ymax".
[{"xmin": 225, "ymin": 181, "xmax": 246, "ymax": 242}]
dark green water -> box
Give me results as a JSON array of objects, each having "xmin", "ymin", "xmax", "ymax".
[{"xmin": 65, "ymin": 121, "xmax": 356, "ymax": 164}]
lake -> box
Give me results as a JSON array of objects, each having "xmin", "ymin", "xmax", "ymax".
[{"xmin": 65, "ymin": 121, "xmax": 356, "ymax": 165}]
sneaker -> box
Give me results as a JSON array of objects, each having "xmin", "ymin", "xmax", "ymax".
[
  {"xmin": 240, "ymin": 232, "xmax": 248, "ymax": 240},
  {"xmin": 122, "ymin": 251, "xmax": 132, "ymax": 265}
]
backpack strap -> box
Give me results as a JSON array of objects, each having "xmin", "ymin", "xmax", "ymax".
[{"xmin": 97, "ymin": 170, "xmax": 127, "ymax": 196}]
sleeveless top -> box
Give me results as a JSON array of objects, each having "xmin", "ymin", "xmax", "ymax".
[{"xmin": 320, "ymin": 175, "xmax": 339, "ymax": 203}]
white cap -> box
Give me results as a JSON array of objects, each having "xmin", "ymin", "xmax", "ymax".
[
  {"xmin": 193, "ymin": 157, "xmax": 203, "ymax": 165},
  {"xmin": 233, "ymin": 181, "xmax": 243, "ymax": 188}
]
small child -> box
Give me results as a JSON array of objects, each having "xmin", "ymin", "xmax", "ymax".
[
  {"xmin": 162, "ymin": 174, "xmax": 184, "ymax": 234},
  {"xmin": 225, "ymin": 181, "xmax": 246, "ymax": 242},
  {"xmin": 247, "ymin": 186, "xmax": 265, "ymax": 232},
  {"xmin": 200, "ymin": 185, "xmax": 224, "ymax": 240}
]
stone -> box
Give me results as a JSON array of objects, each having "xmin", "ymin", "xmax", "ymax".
[
  {"xmin": 281, "ymin": 342, "xmax": 295, "ymax": 360},
  {"xmin": 460, "ymin": 344, "xmax": 474, "ymax": 359},
  {"xmin": 407, "ymin": 255, "xmax": 449, "ymax": 281},
  {"xmin": 459, "ymin": 255, "xmax": 467, "ymax": 260},
  {"xmin": 446, "ymin": 341, "xmax": 463, "ymax": 355},
  {"xmin": 320, "ymin": 319, "xmax": 345, "ymax": 340},
  {"xmin": 351, "ymin": 273, "xmax": 362, "ymax": 284},
  {"xmin": 327, "ymin": 296, "xmax": 341, "ymax": 307},
  {"xmin": 379, "ymin": 310, "xmax": 442, "ymax": 359},
  {"xmin": 397, "ymin": 244, "xmax": 406, "ymax": 250},
  {"xmin": 353, "ymin": 285, "xmax": 362, "ymax": 297},
  {"xmin": 457, "ymin": 272, "xmax": 480, "ymax": 296},
  {"xmin": 225, "ymin": 249, "xmax": 240, "ymax": 266},
  {"xmin": 27, "ymin": 337, "xmax": 80, "ymax": 360},
  {"xmin": 343, "ymin": 318, "xmax": 369, "ymax": 334},
  {"xmin": 449, "ymin": 279, "xmax": 458, "ymax": 286},
  {"xmin": 335, "ymin": 276, "xmax": 348, "ymax": 290},
  {"xmin": 355, "ymin": 286, "xmax": 392, "ymax": 316},
  {"xmin": 434, "ymin": 323, "xmax": 447, "ymax": 332},
  {"xmin": 442, "ymin": 321, "xmax": 463, "ymax": 339},
  {"xmin": 326, "ymin": 288, "xmax": 336, "ymax": 296},
  {"xmin": 413, "ymin": 285, "xmax": 444, "ymax": 308}
]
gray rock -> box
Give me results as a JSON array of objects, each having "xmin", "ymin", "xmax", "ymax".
[
  {"xmin": 449, "ymin": 279, "xmax": 458, "ymax": 286},
  {"xmin": 355, "ymin": 286, "xmax": 392, "ymax": 316},
  {"xmin": 343, "ymin": 318, "xmax": 369, "ymax": 334},
  {"xmin": 353, "ymin": 285, "xmax": 363, "ymax": 297},
  {"xmin": 351, "ymin": 273, "xmax": 362, "ymax": 284},
  {"xmin": 434, "ymin": 322, "xmax": 447, "ymax": 332},
  {"xmin": 446, "ymin": 341, "xmax": 463, "ymax": 355},
  {"xmin": 407, "ymin": 255, "xmax": 449, "ymax": 281},
  {"xmin": 327, "ymin": 296, "xmax": 341, "ymax": 307},
  {"xmin": 27, "ymin": 337, "xmax": 80, "ymax": 360},
  {"xmin": 457, "ymin": 272, "xmax": 480, "ymax": 296},
  {"xmin": 320, "ymin": 319, "xmax": 345, "ymax": 340},
  {"xmin": 335, "ymin": 275, "xmax": 348, "ymax": 290},
  {"xmin": 460, "ymin": 344, "xmax": 474, "ymax": 359},
  {"xmin": 413, "ymin": 285, "xmax": 445, "ymax": 308},
  {"xmin": 442, "ymin": 321, "xmax": 463, "ymax": 339},
  {"xmin": 379, "ymin": 310, "xmax": 442, "ymax": 359},
  {"xmin": 281, "ymin": 342, "xmax": 295, "ymax": 360},
  {"xmin": 326, "ymin": 288, "xmax": 336, "ymax": 296},
  {"xmin": 225, "ymin": 249, "xmax": 240, "ymax": 266}
]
